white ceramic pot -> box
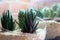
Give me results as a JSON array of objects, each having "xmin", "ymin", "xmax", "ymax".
[{"xmin": 0, "ymin": 28, "xmax": 46, "ymax": 40}]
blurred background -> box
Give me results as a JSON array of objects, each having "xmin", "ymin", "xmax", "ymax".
[{"xmin": 0, "ymin": 0, "xmax": 60, "ymax": 15}]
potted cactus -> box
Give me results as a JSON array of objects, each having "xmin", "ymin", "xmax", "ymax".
[
  {"xmin": 0, "ymin": 9, "xmax": 46, "ymax": 40},
  {"xmin": 17, "ymin": 9, "xmax": 39, "ymax": 33},
  {"xmin": 14, "ymin": 9, "xmax": 46, "ymax": 40},
  {"xmin": 1, "ymin": 10, "xmax": 15, "ymax": 31}
]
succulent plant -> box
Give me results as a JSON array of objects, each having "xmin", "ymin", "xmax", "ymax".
[
  {"xmin": 1, "ymin": 10, "xmax": 15, "ymax": 31},
  {"xmin": 56, "ymin": 5, "xmax": 60, "ymax": 17},
  {"xmin": 56, "ymin": 10, "xmax": 60, "ymax": 17},
  {"xmin": 18, "ymin": 10, "xmax": 25, "ymax": 31},
  {"xmin": 18, "ymin": 9, "xmax": 39, "ymax": 33},
  {"xmin": 42, "ymin": 7, "xmax": 51, "ymax": 18},
  {"xmin": 52, "ymin": 4, "xmax": 58, "ymax": 11},
  {"xmin": 49, "ymin": 9, "xmax": 56, "ymax": 18},
  {"xmin": 35, "ymin": 9, "xmax": 44, "ymax": 18},
  {"xmin": 42, "ymin": 7, "xmax": 57, "ymax": 18},
  {"xmin": 51, "ymin": 4, "xmax": 60, "ymax": 17}
]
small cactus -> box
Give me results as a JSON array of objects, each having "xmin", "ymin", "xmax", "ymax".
[
  {"xmin": 51, "ymin": 4, "xmax": 60, "ymax": 17},
  {"xmin": 49, "ymin": 9, "xmax": 56, "ymax": 18},
  {"xmin": 42, "ymin": 7, "xmax": 51, "ymax": 18},
  {"xmin": 1, "ymin": 10, "xmax": 15, "ymax": 31},
  {"xmin": 35, "ymin": 9, "xmax": 44, "ymax": 18},
  {"xmin": 18, "ymin": 9, "xmax": 39, "ymax": 33}
]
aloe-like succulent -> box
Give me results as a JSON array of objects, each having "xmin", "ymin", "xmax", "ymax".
[
  {"xmin": 18, "ymin": 10, "xmax": 25, "ymax": 31},
  {"xmin": 18, "ymin": 9, "xmax": 39, "ymax": 33},
  {"xmin": 1, "ymin": 10, "xmax": 15, "ymax": 31},
  {"xmin": 35, "ymin": 9, "xmax": 44, "ymax": 18}
]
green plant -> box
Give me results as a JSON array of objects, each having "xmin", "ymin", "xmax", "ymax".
[
  {"xmin": 42, "ymin": 7, "xmax": 57, "ymax": 18},
  {"xmin": 49, "ymin": 9, "xmax": 56, "ymax": 18},
  {"xmin": 56, "ymin": 5, "xmax": 60, "ymax": 17},
  {"xmin": 52, "ymin": 4, "xmax": 58, "ymax": 11},
  {"xmin": 18, "ymin": 10, "xmax": 25, "ymax": 31},
  {"xmin": 42, "ymin": 7, "xmax": 51, "ymax": 18},
  {"xmin": 56, "ymin": 10, "xmax": 60, "ymax": 17},
  {"xmin": 18, "ymin": 9, "xmax": 39, "ymax": 33},
  {"xmin": 1, "ymin": 10, "xmax": 15, "ymax": 31},
  {"xmin": 51, "ymin": 4, "xmax": 60, "ymax": 17},
  {"xmin": 35, "ymin": 9, "xmax": 44, "ymax": 18}
]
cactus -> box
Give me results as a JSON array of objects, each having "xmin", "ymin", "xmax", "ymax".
[
  {"xmin": 18, "ymin": 10, "xmax": 25, "ymax": 31},
  {"xmin": 49, "ymin": 9, "xmax": 56, "ymax": 18},
  {"xmin": 52, "ymin": 4, "xmax": 58, "ymax": 11},
  {"xmin": 18, "ymin": 9, "xmax": 39, "ymax": 33},
  {"xmin": 42, "ymin": 7, "xmax": 57, "ymax": 18},
  {"xmin": 56, "ymin": 10, "xmax": 60, "ymax": 17},
  {"xmin": 35, "ymin": 9, "xmax": 44, "ymax": 18},
  {"xmin": 1, "ymin": 10, "xmax": 15, "ymax": 31},
  {"xmin": 42, "ymin": 7, "xmax": 51, "ymax": 18},
  {"xmin": 51, "ymin": 4, "xmax": 60, "ymax": 17},
  {"xmin": 56, "ymin": 5, "xmax": 60, "ymax": 17}
]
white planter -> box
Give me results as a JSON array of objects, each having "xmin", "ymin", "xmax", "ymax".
[{"xmin": 0, "ymin": 29, "xmax": 46, "ymax": 40}]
